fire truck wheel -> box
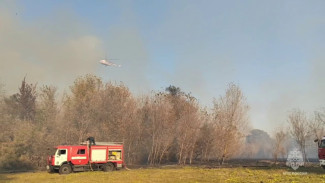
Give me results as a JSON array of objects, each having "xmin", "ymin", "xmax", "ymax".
[
  {"xmin": 59, "ymin": 164, "xmax": 72, "ymax": 174},
  {"xmin": 103, "ymin": 163, "xmax": 114, "ymax": 172}
]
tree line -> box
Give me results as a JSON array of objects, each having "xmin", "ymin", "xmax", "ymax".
[
  {"xmin": 0, "ymin": 74, "xmax": 250, "ymax": 170},
  {"xmin": 0, "ymin": 74, "xmax": 324, "ymax": 170}
]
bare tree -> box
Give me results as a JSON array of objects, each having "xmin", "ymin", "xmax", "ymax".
[
  {"xmin": 287, "ymin": 109, "xmax": 309, "ymax": 163},
  {"xmin": 175, "ymin": 96, "xmax": 201, "ymax": 165},
  {"xmin": 146, "ymin": 93, "xmax": 175, "ymax": 165},
  {"xmin": 310, "ymin": 110, "xmax": 325, "ymax": 141},
  {"xmin": 272, "ymin": 128, "xmax": 287, "ymax": 164},
  {"xmin": 164, "ymin": 86, "xmax": 203, "ymax": 165},
  {"xmin": 212, "ymin": 83, "xmax": 249, "ymax": 164}
]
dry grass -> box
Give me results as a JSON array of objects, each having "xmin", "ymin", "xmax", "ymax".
[{"xmin": 1, "ymin": 166, "xmax": 325, "ymax": 183}]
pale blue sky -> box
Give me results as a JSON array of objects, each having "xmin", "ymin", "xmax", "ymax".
[{"xmin": 1, "ymin": 0, "xmax": 325, "ymax": 133}]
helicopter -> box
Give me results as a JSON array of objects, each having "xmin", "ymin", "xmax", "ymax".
[
  {"xmin": 99, "ymin": 53, "xmax": 122, "ymax": 67},
  {"xmin": 99, "ymin": 59, "xmax": 122, "ymax": 67}
]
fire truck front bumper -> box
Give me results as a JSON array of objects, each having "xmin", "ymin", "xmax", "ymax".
[{"xmin": 319, "ymin": 159, "xmax": 325, "ymax": 166}]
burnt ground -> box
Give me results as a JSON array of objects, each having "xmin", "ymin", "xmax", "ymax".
[
  {"xmin": 126, "ymin": 158, "xmax": 321, "ymax": 169},
  {"xmin": 0, "ymin": 158, "xmax": 322, "ymax": 174}
]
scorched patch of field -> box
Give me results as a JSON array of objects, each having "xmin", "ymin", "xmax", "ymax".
[{"xmin": 1, "ymin": 166, "xmax": 325, "ymax": 183}]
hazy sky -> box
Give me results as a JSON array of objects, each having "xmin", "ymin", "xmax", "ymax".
[{"xmin": 1, "ymin": 0, "xmax": 325, "ymax": 134}]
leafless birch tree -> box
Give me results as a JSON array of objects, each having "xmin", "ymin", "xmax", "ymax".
[
  {"xmin": 212, "ymin": 83, "xmax": 249, "ymax": 164},
  {"xmin": 287, "ymin": 109, "xmax": 309, "ymax": 163}
]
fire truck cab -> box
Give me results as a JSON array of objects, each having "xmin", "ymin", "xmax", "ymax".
[{"xmin": 47, "ymin": 142, "xmax": 124, "ymax": 174}]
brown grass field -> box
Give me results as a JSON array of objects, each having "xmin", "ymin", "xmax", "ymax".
[{"xmin": 1, "ymin": 166, "xmax": 325, "ymax": 183}]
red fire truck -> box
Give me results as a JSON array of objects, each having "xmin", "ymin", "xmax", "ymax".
[
  {"xmin": 317, "ymin": 137, "xmax": 325, "ymax": 169},
  {"xmin": 47, "ymin": 141, "xmax": 124, "ymax": 174}
]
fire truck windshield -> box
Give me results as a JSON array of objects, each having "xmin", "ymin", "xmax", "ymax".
[{"xmin": 56, "ymin": 149, "xmax": 66, "ymax": 156}]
